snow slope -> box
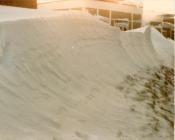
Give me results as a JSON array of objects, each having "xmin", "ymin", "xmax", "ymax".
[
  {"xmin": 128, "ymin": 26, "xmax": 174, "ymax": 67},
  {"xmin": 0, "ymin": 6, "xmax": 63, "ymax": 22},
  {"xmin": 0, "ymin": 6, "xmax": 173, "ymax": 140}
]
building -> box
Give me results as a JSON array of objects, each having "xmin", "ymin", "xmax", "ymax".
[
  {"xmin": 0, "ymin": 0, "xmax": 143, "ymax": 30},
  {"xmin": 38, "ymin": 0, "xmax": 143, "ymax": 30},
  {"xmin": 0, "ymin": 0, "xmax": 37, "ymax": 8},
  {"xmin": 150, "ymin": 14, "xmax": 174, "ymax": 39}
]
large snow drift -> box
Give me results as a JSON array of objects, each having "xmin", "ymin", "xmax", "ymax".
[{"xmin": 0, "ymin": 6, "xmax": 174, "ymax": 140}]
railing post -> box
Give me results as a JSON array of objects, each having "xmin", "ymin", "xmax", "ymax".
[
  {"xmin": 109, "ymin": 10, "xmax": 112, "ymax": 25},
  {"xmin": 97, "ymin": 8, "xmax": 99, "ymax": 16},
  {"xmin": 131, "ymin": 12, "xmax": 134, "ymax": 29}
]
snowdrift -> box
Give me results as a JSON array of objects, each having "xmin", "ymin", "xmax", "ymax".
[
  {"xmin": 128, "ymin": 26, "xmax": 174, "ymax": 67},
  {"xmin": 0, "ymin": 6, "xmax": 174, "ymax": 140}
]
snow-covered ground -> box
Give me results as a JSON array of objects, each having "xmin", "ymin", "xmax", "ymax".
[{"xmin": 0, "ymin": 6, "xmax": 174, "ymax": 140}]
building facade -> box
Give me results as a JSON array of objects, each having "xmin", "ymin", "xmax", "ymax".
[
  {"xmin": 0, "ymin": 0, "xmax": 37, "ymax": 8},
  {"xmin": 38, "ymin": 0, "xmax": 143, "ymax": 30},
  {"xmin": 150, "ymin": 14, "xmax": 174, "ymax": 39}
]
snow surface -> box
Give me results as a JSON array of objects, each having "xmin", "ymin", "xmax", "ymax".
[
  {"xmin": 0, "ymin": 6, "xmax": 63, "ymax": 22},
  {"xmin": 0, "ymin": 6, "xmax": 174, "ymax": 140},
  {"xmin": 128, "ymin": 26, "xmax": 174, "ymax": 68}
]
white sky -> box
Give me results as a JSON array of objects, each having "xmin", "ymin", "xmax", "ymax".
[
  {"xmin": 141, "ymin": 0, "xmax": 174, "ymax": 14},
  {"xmin": 134, "ymin": 0, "xmax": 174, "ymax": 24}
]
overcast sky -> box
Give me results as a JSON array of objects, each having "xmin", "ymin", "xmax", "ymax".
[{"xmin": 141, "ymin": 0, "xmax": 174, "ymax": 13}]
